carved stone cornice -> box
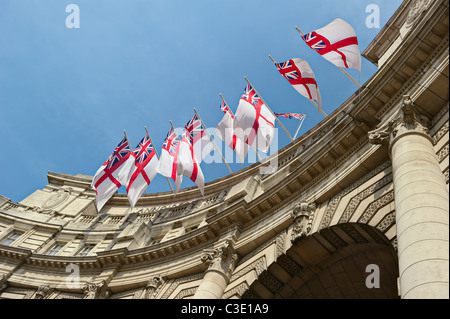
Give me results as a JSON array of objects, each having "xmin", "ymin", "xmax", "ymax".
[
  {"xmin": 200, "ymin": 238, "xmax": 238, "ymax": 281},
  {"xmin": 82, "ymin": 280, "xmax": 110, "ymax": 299},
  {"xmin": 0, "ymin": 244, "xmax": 32, "ymax": 261},
  {"xmin": 34, "ymin": 284, "xmax": 55, "ymax": 299},
  {"xmin": 141, "ymin": 276, "xmax": 164, "ymax": 299},
  {"xmin": 368, "ymin": 95, "xmax": 431, "ymax": 154},
  {"xmin": 291, "ymin": 202, "xmax": 316, "ymax": 242}
]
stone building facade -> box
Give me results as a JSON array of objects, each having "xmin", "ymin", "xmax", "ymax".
[{"xmin": 0, "ymin": 0, "xmax": 448, "ymax": 299}]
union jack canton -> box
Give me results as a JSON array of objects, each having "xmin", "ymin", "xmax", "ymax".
[
  {"xmin": 241, "ymin": 84, "xmax": 263, "ymax": 108},
  {"xmin": 182, "ymin": 115, "xmax": 206, "ymax": 147},
  {"xmin": 162, "ymin": 128, "xmax": 180, "ymax": 155},
  {"xmin": 132, "ymin": 134, "xmax": 155, "ymax": 166},
  {"xmin": 302, "ymin": 30, "xmax": 358, "ymax": 69},
  {"xmin": 107, "ymin": 136, "xmax": 131, "ymax": 170}
]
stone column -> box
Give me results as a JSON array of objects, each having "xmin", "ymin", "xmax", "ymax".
[
  {"xmin": 193, "ymin": 238, "xmax": 238, "ymax": 299},
  {"xmin": 369, "ymin": 96, "xmax": 449, "ymax": 299}
]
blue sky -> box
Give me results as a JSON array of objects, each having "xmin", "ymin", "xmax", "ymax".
[{"xmin": 0, "ymin": 0, "xmax": 403, "ymax": 203}]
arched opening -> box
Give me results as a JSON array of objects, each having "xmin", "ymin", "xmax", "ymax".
[{"xmin": 242, "ymin": 223, "xmax": 399, "ymax": 299}]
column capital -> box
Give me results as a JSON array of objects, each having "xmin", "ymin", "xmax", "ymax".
[
  {"xmin": 368, "ymin": 96, "xmax": 432, "ymax": 151},
  {"xmin": 141, "ymin": 275, "xmax": 164, "ymax": 299},
  {"xmin": 200, "ymin": 238, "xmax": 238, "ymax": 281}
]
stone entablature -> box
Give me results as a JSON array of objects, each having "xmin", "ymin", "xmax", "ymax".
[{"xmin": 0, "ymin": 0, "xmax": 448, "ymax": 299}]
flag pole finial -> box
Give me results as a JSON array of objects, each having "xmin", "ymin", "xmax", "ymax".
[
  {"xmin": 268, "ymin": 54, "xmax": 276, "ymax": 64},
  {"xmin": 169, "ymin": 120, "xmax": 176, "ymax": 133},
  {"xmin": 295, "ymin": 26, "xmax": 304, "ymax": 36},
  {"xmin": 123, "ymin": 130, "xmax": 131, "ymax": 148}
]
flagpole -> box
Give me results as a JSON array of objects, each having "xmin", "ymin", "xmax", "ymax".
[
  {"xmin": 219, "ymin": 93, "xmax": 262, "ymax": 162},
  {"xmin": 311, "ymin": 100, "xmax": 327, "ymax": 117},
  {"xmin": 244, "ymin": 76, "xmax": 294, "ymax": 142},
  {"xmin": 219, "ymin": 93, "xmax": 233, "ymax": 116},
  {"xmin": 268, "ymin": 54, "xmax": 277, "ymax": 64},
  {"xmin": 123, "ymin": 130, "xmax": 131, "ymax": 149},
  {"xmin": 193, "ymin": 108, "xmax": 233, "ymax": 174},
  {"xmin": 169, "ymin": 120, "xmax": 176, "ymax": 134},
  {"xmin": 268, "ymin": 55, "xmax": 327, "ymax": 117},
  {"xmin": 294, "ymin": 26, "xmax": 361, "ymax": 88},
  {"xmin": 145, "ymin": 126, "xmax": 174, "ymax": 192},
  {"xmin": 293, "ymin": 114, "xmax": 306, "ymax": 139}
]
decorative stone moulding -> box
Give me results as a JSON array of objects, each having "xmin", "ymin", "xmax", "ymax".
[
  {"xmin": 34, "ymin": 285, "xmax": 54, "ymax": 299},
  {"xmin": 42, "ymin": 187, "xmax": 73, "ymax": 210},
  {"xmin": 82, "ymin": 279, "xmax": 110, "ymax": 299},
  {"xmin": 406, "ymin": 0, "xmax": 432, "ymax": 27},
  {"xmin": 368, "ymin": 95, "xmax": 431, "ymax": 152},
  {"xmin": 142, "ymin": 275, "xmax": 164, "ymax": 299}
]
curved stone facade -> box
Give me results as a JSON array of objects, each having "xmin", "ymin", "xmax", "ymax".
[{"xmin": 0, "ymin": 0, "xmax": 448, "ymax": 299}]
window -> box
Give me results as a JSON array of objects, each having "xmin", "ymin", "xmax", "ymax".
[
  {"xmin": 1, "ymin": 232, "xmax": 22, "ymax": 246},
  {"xmin": 77, "ymin": 245, "xmax": 94, "ymax": 257},
  {"xmin": 47, "ymin": 243, "xmax": 63, "ymax": 256}
]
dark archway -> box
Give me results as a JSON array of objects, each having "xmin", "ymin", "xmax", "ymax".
[{"xmin": 242, "ymin": 223, "xmax": 399, "ymax": 299}]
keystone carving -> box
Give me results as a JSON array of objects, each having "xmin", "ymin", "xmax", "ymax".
[
  {"xmin": 82, "ymin": 280, "xmax": 110, "ymax": 299},
  {"xmin": 200, "ymin": 238, "xmax": 238, "ymax": 280},
  {"xmin": 142, "ymin": 276, "xmax": 164, "ymax": 299},
  {"xmin": 34, "ymin": 285, "xmax": 55, "ymax": 299},
  {"xmin": 368, "ymin": 95, "xmax": 430, "ymax": 148},
  {"xmin": 406, "ymin": 0, "xmax": 432, "ymax": 27},
  {"xmin": 291, "ymin": 202, "xmax": 316, "ymax": 242}
]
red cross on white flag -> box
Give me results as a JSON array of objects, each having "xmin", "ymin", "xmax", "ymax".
[
  {"xmin": 233, "ymin": 83, "xmax": 276, "ymax": 154},
  {"xmin": 275, "ymin": 58, "xmax": 322, "ymax": 109},
  {"xmin": 302, "ymin": 18, "xmax": 361, "ymax": 72},
  {"xmin": 92, "ymin": 135, "xmax": 132, "ymax": 212},
  {"xmin": 123, "ymin": 133, "xmax": 159, "ymax": 208}
]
